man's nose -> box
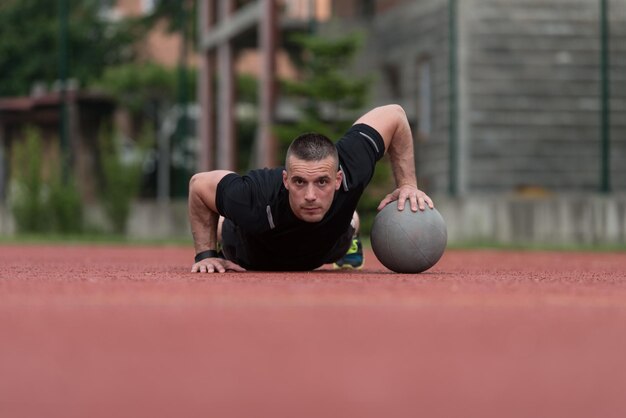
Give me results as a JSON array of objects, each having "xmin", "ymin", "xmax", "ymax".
[{"xmin": 304, "ymin": 184, "xmax": 316, "ymax": 201}]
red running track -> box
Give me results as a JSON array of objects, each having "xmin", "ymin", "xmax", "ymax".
[{"xmin": 1, "ymin": 244, "xmax": 626, "ymax": 418}]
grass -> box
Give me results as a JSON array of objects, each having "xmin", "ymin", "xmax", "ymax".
[
  {"xmin": 446, "ymin": 240, "xmax": 626, "ymax": 253},
  {"xmin": 1, "ymin": 234, "xmax": 625, "ymax": 252},
  {"xmin": 362, "ymin": 236, "xmax": 625, "ymax": 253},
  {"xmin": 0, "ymin": 233, "xmax": 192, "ymax": 247}
]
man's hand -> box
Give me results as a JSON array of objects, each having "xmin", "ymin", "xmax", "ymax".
[
  {"xmin": 377, "ymin": 185, "xmax": 434, "ymax": 212},
  {"xmin": 191, "ymin": 257, "xmax": 246, "ymax": 273}
]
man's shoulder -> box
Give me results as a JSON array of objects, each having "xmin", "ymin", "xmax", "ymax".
[
  {"xmin": 216, "ymin": 167, "xmax": 286, "ymax": 233},
  {"xmin": 237, "ymin": 167, "xmax": 286, "ymax": 202},
  {"xmin": 245, "ymin": 166, "xmax": 284, "ymax": 181},
  {"xmin": 336, "ymin": 123, "xmax": 385, "ymax": 161},
  {"xmin": 219, "ymin": 167, "xmax": 283, "ymax": 189}
]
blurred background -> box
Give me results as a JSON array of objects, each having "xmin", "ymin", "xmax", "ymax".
[{"xmin": 0, "ymin": 0, "xmax": 624, "ymax": 246}]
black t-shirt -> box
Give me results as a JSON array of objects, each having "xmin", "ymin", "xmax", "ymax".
[{"xmin": 215, "ymin": 123, "xmax": 385, "ymax": 270}]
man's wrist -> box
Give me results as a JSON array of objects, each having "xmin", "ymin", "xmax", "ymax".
[{"xmin": 194, "ymin": 249, "xmax": 219, "ymax": 263}]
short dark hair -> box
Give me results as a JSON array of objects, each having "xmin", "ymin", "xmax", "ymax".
[{"xmin": 285, "ymin": 133, "xmax": 338, "ymax": 170}]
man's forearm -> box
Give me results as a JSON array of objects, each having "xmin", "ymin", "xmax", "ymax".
[
  {"xmin": 190, "ymin": 209, "xmax": 219, "ymax": 253},
  {"xmin": 356, "ymin": 105, "xmax": 431, "ymax": 211},
  {"xmin": 188, "ymin": 184, "xmax": 220, "ymax": 253},
  {"xmin": 387, "ymin": 112, "xmax": 418, "ymax": 188}
]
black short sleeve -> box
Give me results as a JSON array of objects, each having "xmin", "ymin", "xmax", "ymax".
[
  {"xmin": 215, "ymin": 168, "xmax": 284, "ymax": 234},
  {"xmin": 335, "ymin": 123, "xmax": 385, "ymax": 192}
]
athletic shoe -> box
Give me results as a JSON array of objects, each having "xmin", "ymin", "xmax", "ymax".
[
  {"xmin": 215, "ymin": 242, "xmax": 226, "ymax": 259},
  {"xmin": 333, "ymin": 235, "xmax": 364, "ymax": 269}
]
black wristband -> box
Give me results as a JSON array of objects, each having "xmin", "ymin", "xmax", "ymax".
[{"xmin": 194, "ymin": 250, "xmax": 219, "ymax": 263}]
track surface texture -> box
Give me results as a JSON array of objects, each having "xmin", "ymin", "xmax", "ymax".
[{"xmin": 1, "ymin": 244, "xmax": 626, "ymax": 418}]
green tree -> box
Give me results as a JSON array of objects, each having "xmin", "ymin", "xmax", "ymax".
[
  {"xmin": 9, "ymin": 128, "xmax": 50, "ymax": 233},
  {"xmin": 98, "ymin": 125, "xmax": 152, "ymax": 234},
  {"xmin": 9, "ymin": 127, "xmax": 84, "ymax": 234},
  {"xmin": 275, "ymin": 32, "xmax": 371, "ymax": 154},
  {"xmin": 0, "ymin": 0, "xmax": 145, "ymax": 97},
  {"xmin": 94, "ymin": 62, "xmax": 183, "ymax": 114},
  {"xmin": 48, "ymin": 165, "xmax": 84, "ymax": 234}
]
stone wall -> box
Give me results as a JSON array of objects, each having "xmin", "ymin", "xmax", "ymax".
[
  {"xmin": 464, "ymin": 0, "xmax": 626, "ymax": 193},
  {"xmin": 437, "ymin": 193, "xmax": 626, "ymax": 246}
]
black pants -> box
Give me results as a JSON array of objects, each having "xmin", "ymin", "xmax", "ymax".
[{"xmin": 221, "ymin": 219, "xmax": 355, "ymax": 268}]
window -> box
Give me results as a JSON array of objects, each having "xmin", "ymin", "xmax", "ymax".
[
  {"xmin": 359, "ymin": 0, "xmax": 376, "ymax": 18},
  {"xmin": 382, "ymin": 63, "xmax": 401, "ymax": 99},
  {"xmin": 417, "ymin": 56, "xmax": 433, "ymax": 139}
]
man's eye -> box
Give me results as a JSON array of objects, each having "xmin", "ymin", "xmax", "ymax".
[
  {"xmin": 294, "ymin": 179, "xmax": 304, "ymax": 186},
  {"xmin": 318, "ymin": 179, "xmax": 328, "ymax": 186}
]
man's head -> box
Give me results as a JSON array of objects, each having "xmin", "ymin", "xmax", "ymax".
[{"xmin": 282, "ymin": 133, "xmax": 343, "ymax": 222}]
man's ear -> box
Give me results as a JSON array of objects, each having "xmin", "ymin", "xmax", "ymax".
[
  {"xmin": 282, "ymin": 169, "xmax": 289, "ymax": 190},
  {"xmin": 335, "ymin": 170, "xmax": 343, "ymax": 191}
]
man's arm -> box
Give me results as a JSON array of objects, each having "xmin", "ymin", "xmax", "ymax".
[
  {"xmin": 188, "ymin": 170, "xmax": 245, "ymax": 273},
  {"xmin": 354, "ymin": 104, "xmax": 434, "ymax": 212}
]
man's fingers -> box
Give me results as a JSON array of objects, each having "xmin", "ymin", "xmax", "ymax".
[
  {"xmin": 377, "ymin": 194, "xmax": 394, "ymax": 211},
  {"xmin": 417, "ymin": 196, "xmax": 425, "ymax": 211},
  {"xmin": 383, "ymin": 186, "xmax": 435, "ymax": 212},
  {"xmin": 397, "ymin": 195, "xmax": 406, "ymax": 210},
  {"xmin": 191, "ymin": 259, "xmax": 246, "ymax": 273},
  {"xmin": 227, "ymin": 262, "xmax": 247, "ymax": 272},
  {"xmin": 191, "ymin": 260, "xmax": 215, "ymax": 273},
  {"xmin": 396, "ymin": 191, "xmax": 419, "ymax": 212},
  {"xmin": 406, "ymin": 195, "xmax": 417, "ymax": 211}
]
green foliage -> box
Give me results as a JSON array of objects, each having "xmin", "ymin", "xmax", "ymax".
[
  {"xmin": 48, "ymin": 166, "xmax": 84, "ymax": 234},
  {"xmin": 0, "ymin": 0, "xmax": 145, "ymax": 97},
  {"xmin": 98, "ymin": 125, "xmax": 152, "ymax": 234},
  {"xmin": 10, "ymin": 128, "xmax": 50, "ymax": 232},
  {"xmin": 9, "ymin": 127, "xmax": 83, "ymax": 234},
  {"xmin": 238, "ymin": 74, "xmax": 258, "ymax": 103},
  {"xmin": 143, "ymin": 0, "xmax": 197, "ymax": 48},
  {"xmin": 94, "ymin": 63, "xmax": 196, "ymax": 113},
  {"xmin": 275, "ymin": 32, "xmax": 371, "ymax": 157},
  {"xmin": 356, "ymin": 156, "xmax": 394, "ymax": 235}
]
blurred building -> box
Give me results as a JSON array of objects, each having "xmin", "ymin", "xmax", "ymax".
[
  {"xmin": 3, "ymin": 0, "xmax": 624, "ymax": 242},
  {"xmin": 196, "ymin": 0, "xmax": 335, "ymax": 172},
  {"xmin": 112, "ymin": 0, "xmax": 330, "ymax": 188},
  {"xmin": 111, "ymin": 0, "xmax": 329, "ymax": 77},
  {"xmin": 322, "ymin": 0, "xmax": 625, "ymax": 195}
]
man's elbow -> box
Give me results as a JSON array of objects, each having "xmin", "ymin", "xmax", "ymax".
[
  {"xmin": 189, "ymin": 172, "xmax": 216, "ymax": 197},
  {"xmin": 189, "ymin": 172, "xmax": 205, "ymax": 192},
  {"xmin": 189, "ymin": 170, "xmax": 235, "ymax": 194},
  {"xmin": 383, "ymin": 104, "xmax": 407, "ymax": 120}
]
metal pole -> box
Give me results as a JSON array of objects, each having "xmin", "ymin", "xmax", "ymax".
[
  {"xmin": 600, "ymin": 0, "xmax": 611, "ymax": 193},
  {"xmin": 175, "ymin": 0, "xmax": 190, "ymax": 196},
  {"xmin": 177, "ymin": 1, "xmax": 189, "ymax": 140},
  {"xmin": 256, "ymin": 0, "xmax": 277, "ymax": 169},
  {"xmin": 198, "ymin": 0, "xmax": 215, "ymax": 172},
  {"xmin": 216, "ymin": 0, "xmax": 236, "ymax": 170},
  {"xmin": 308, "ymin": 0, "xmax": 317, "ymax": 33},
  {"xmin": 58, "ymin": 0, "xmax": 69, "ymax": 183},
  {"xmin": 448, "ymin": 0, "xmax": 458, "ymax": 196}
]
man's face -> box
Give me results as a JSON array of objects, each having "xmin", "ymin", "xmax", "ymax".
[{"xmin": 282, "ymin": 155, "xmax": 343, "ymax": 222}]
